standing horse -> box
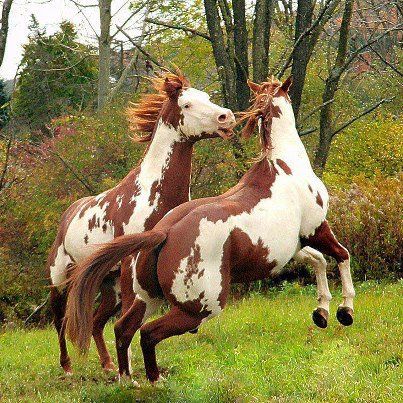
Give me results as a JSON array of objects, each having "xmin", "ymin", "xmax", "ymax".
[
  {"xmin": 65, "ymin": 77, "xmax": 355, "ymax": 383},
  {"xmin": 47, "ymin": 72, "xmax": 235, "ymax": 374}
]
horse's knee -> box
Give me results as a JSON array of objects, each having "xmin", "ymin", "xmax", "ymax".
[{"xmin": 140, "ymin": 324, "xmax": 158, "ymax": 350}]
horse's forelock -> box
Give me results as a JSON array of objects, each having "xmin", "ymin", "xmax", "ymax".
[
  {"xmin": 238, "ymin": 80, "xmax": 283, "ymax": 154},
  {"xmin": 127, "ymin": 71, "xmax": 190, "ymax": 142}
]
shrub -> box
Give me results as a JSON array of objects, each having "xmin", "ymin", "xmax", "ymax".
[
  {"xmin": 323, "ymin": 114, "xmax": 402, "ymax": 186},
  {"xmin": 328, "ymin": 173, "xmax": 402, "ymax": 281}
]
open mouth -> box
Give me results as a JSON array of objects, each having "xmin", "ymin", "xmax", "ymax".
[{"xmin": 216, "ymin": 127, "xmax": 234, "ymax": 139}]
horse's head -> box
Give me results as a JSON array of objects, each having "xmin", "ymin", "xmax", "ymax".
[
  {"xmin": 128, "ymin": 72, "xmax": 235, "ymax": 142},
  {"xmin": 163, "ymin": 76, "xmax": 235, "ymax": 141},
  {"xmin": 240, "ymin": 76, "xmax": 293, "ymax": 153}
]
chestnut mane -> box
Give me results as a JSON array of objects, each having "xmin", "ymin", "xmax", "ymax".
[
  {"xmin": 238, "ymin": 77, "xmax": 282, "ymax": 160},
  {"xmin": 127, "ymin": 72, "xmax": 190, "ymax": 142}
]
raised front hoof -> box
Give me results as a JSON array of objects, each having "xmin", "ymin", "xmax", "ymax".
[
  {"xmin": 312, "ymin": 308, "xmax": 329, "ymax": 328},
  {"xmin": 336, "ymin": 306, "xmax": 354, "ymax": 326}
]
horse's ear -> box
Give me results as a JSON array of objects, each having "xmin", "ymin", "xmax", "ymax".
[
  {"xmin": 281, "ymin": 76, "xmax": 293, "ymax": 92},
  {"xmin": 163, "ymin": 77, "xmax": 182, "ymax": 99},
  {"xmin": 247, "ymin": 79, "xmax": 261, "ymax": 94}
]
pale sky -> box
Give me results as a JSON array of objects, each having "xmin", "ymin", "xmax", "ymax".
[{"xmin": 0, "ymin": 0, "xmax": 142, "ymax": 79}]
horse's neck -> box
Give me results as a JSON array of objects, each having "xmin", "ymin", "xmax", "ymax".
[
  {"xmin": 270, "ymin": 97, "xmax": 312, "ymax": 173},
  {"xmin": 138, "ymin": 121, "xmax": 193, "ymax": 206}
]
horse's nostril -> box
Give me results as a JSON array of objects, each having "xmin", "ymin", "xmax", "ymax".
[{"xmin": 218, "ymin": 114, "xmax": 227, "ymax": 122}]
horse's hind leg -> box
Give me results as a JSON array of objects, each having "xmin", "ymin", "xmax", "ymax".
[
  {"xmin": 50, "ymin": 288, "xmax": 72, "ymax": 374},
  {"xmin": 139, "ymin": 307, "xmax": 203, "ymax": 383},
  {"xmin": 302, "ymin": 220, "xmax": 355, "ymax": 326},
  {"xmin": 92, "ymin": 276, "xmax": 121, "ymax": 372},
  {"xmin": 294, "ymin": 247, "xmax": 332, "ymax": 328},
  {"xmin": 114, "ymin": 296, "xmax": 162, "ymax": 379}
]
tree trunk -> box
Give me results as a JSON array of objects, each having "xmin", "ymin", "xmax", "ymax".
[
  {"xmin": 97, "ymin": 0, "xmax": 112, "ymax": 111},
  {"xmin": 233, "ymin": 0, "xmax": 250, "ymax": 110},
  {"xmin": 314, "ymin": 0, "xmax": 354, "ymax": 174},
  {"xmin": 252, "ymin": 0, "xmax": 273, "ymax": 83},
  {"xmin": 0, "ymin": 0, "xmax": 13, "ymax": 67},
  {"xmin": 289, "ymin": 0, "xmax": 314, "ymax": 121},
  {"xmin": 204, "ymin": 0, "xmax": 238, "ymax": 110}
]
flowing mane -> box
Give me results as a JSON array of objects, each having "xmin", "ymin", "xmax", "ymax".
[
  {"xmin": 238, "ymin": 77, "xmax": 283, "ymax": 160},
  {"xmin": 127, "ymin": 72, "xmax": 190, "ymax": 142}
]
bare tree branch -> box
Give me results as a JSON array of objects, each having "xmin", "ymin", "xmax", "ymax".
[
  {"xmin": 331, "ymin": 96, "xmax": 395, "ymax": 138},
  {"xmin": 145, "ymin": 17, "xmax": 211, "ymax": 40},
  {"xmin": 0, "ymin": 130, "xmax": 13, "ymax": 191},
  {"xmin": 298, "ymin": 98, "xmax": 335, "ymax": 128},
  {"xmin": 107, "ymin": 5, "xmax": 151, "ymax": 103},
  {"xmin": 299, "ymin": 127, "xmax": 318, "ymax": 136},
  {"xmin": 50, "ymin": 151, "xmax": 95, "ymax": 194},
  {"xmin": 369, "ymin": 45, "xmax": 403, "ymax": 77},
  {"xmin": 69, "ymin": 0, "xmax": 97, "ymax": 7},
  {"xmin": 69, "ymin": 0, "xmax": 99, "ymax": 39},
  {"xmin": 110, "ymin": 1, "xmax": 148, "ymax": 39},
  {"xmin": 340, "ymin": 24, "xmax": 403, "ymax": 75},
  {"xmin": 277, "ymin": 0, "xmax": 339, "ymax": 78},
  {"xmin": 116, "ymin": 26, "xmax": 163, "ymax": 68},
  {"xmin": 24, "ymin": 293, "xmax": 50, "ymax": 326}
]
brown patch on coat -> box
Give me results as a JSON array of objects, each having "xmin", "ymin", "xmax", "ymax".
[
  {"xmin": 84, "ymin": 234, "xmax": 89, "ymax": 244},
  {"xmin": 301, "ymin": 220, "xmax": 349, "ymax": 263},
  {"xmin": 276, "ymin": 158, "xmax": 292, "ymax": 175},
  {"xmin": 148, "ymin": 180, "xmax": 160, "ymax": 206},
  {"xmin": 316, "ymin": 192, "xmax": 324, "ymax": 208},
  {"xmin": 88, "ymin": 214, "xmax": 97, "ymax": 231},
  {"xmin": 227, "ymin": 229, "xmax": 278, "ymax": 283},
  {"xmin": 308, "ymin": 184, "xmax": 313, "ymax": 193}
]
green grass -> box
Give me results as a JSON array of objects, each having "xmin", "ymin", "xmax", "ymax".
[{"xmin": 1, "ymin": 282, "xmax": 402, "ymax": 402}]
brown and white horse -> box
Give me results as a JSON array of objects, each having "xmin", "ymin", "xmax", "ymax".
[
  {"xmin": 47, "ymin": 72, "xmax": 235, "ymax": 374},
  {"xmin": 65, "ymin": 77, "xmax": 355, "ymax": 383}
]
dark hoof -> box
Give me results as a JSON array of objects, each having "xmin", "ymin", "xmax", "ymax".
[
  {"xmin": 188, "ymin": 328, "xmax": 199, "ymax": 334},
  {"xmin": 336, "ymin": 306, "xmax": 354, "ymax": 326},
  {"xmin": 312, "ymin": 308, "xmax": 329, "ymax": 328}
]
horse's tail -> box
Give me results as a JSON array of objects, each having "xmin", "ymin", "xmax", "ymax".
[{"xmin": 65, "ymin": 230, "xmax": 167, "ymax": 354}]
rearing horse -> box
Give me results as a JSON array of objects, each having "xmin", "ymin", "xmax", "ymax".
[
  {"xmin": 65, "ymin": 77, "xmax": 355, "ymax": 383},
  {"xmin": 47, "ymin": 72, "xmax": 235, "ymax": 374}
]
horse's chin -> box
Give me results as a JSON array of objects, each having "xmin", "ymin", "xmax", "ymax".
[{"xmin": 216, "ymin": 127, "xmax": 234, "ymax": 139}]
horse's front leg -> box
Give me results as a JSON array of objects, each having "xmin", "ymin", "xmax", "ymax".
[
  {"xmin": 294, "ymin": 247, "xmax": 332, "ymax": 328},
  {"xmin": 302, "ymin": 220, "xmax": 355, "ymax": 326}
]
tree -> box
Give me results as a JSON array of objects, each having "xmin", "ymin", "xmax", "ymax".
[
  {"xmin": 312, "ymin": 0, "xmax": 402, "ymax": 173},
  {"xmin": 277, "ymin": 0, "xmax": 342, "ymax": 121},
  {"xmin": 0, "ymin": 0, "xmax": 13, "ymax": 67},
  {"xmin": 0, "ymin": 78, "xmax": 9, "ymax": 128},
  {"xmin": 69, "ymin": 0, "xmax": 152, "ymax": 110},
  {"xmin": 97, "ymin": 0, "xmax": 112, "ymax": 110},
  {"xmin": 12, "ymin": 20, "xmax": 97, "ymax": 136}
]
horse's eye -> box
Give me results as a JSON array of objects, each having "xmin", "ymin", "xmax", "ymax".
[{"xmin": 184, "ymin": 104, "xmax": 190, "ymax": 109}]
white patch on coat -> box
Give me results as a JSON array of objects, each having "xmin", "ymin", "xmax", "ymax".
[
  {"xmin": 116, "ymin": 195, "xmax": 123, "ymax": 209},
  {"xmin": 50, "ymin": 244, "xmax": 73, "ymax": 286},
  {"xmin": 130, "ymin": 255, "xmax": 163, "ymax": 322},
  {"xmin": 122, "ymin": 122, "xmax": 181, "ymax": 234}
]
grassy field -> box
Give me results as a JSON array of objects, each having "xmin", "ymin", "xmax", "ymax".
[{"xmin": 0, "ymin": 281, "xmax": 402, "ymax": 402}]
